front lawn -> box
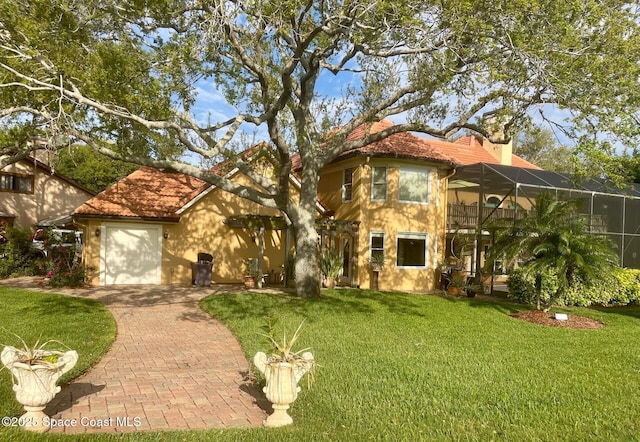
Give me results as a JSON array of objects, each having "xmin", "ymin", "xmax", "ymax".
[
  {"xmin": 199, "ymin": 289, "xmax": 640, "ymax": 441},
  {"xmin": 0, "ymin": 287, "xmax": 116, "ymax": 423},
  {"xmin": 1, "ymin": 288, "xmax": 639, "ymax": 441}
]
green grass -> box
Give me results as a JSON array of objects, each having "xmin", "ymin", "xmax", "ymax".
[
  {"xmin": 0, "ymin": 288, "xmax": 116, "ymax": 427},
  {"xmin": 198, "ymin": 290, "xmax": 640, "ymax": 441},
  {"xmin": 2, "ymin": 288, "xmax": 640, "ymax": 441}
]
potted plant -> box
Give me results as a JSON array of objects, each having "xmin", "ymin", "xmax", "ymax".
[
  {"xmin": 244, "ymin": 258, "xmax": 261, "ymax": 288},
  {"xmin": 447, "ymin": 272, "xmax": 466, "ymax": 297},
  {"xmin": 1, "ymin": 337, "xmax": 78, "ymax": 433},
  {"xmin": 283, "ymin": 253, "xmax": 296, "ymax": 288},
  {"xmin": 253, "ymin": 317, "xmax": 315, "ymax": 427},
  {"xmin": 465, "ymin": 273, "xmax": 485, "ymax": 298},
  {"xmin": 368, "ymin": 253, "xmax": 385, "ymax": 290},
  {"xmin": 320, "ymin": 250, "xmax": 342, "ymax": 289}
]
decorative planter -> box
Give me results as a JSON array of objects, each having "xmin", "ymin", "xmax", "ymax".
[
  {"xmin": 253, "ymin": 351, "xmax": 314, "ymax": 427},
  {"xmin": 1, "ymin": 346, "xmax": 78, "ymax": 433},
  {"xmin": 323, "ymin": 277, "xmax": 336, "ymax": 289},
  {"xmin": 244, "ymin": 275, "xmax": 256, "ymax": 288}
]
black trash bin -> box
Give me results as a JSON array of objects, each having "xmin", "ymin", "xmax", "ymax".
[{"xmin": 192, "ymin": 253, "xmax": 213, "ymax": 286}]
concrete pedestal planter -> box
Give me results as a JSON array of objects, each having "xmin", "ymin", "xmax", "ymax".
[
  {"xmin": 253, "ymin": 351, "xmax": 314, "ymax": 427},
  {"xmin": 1, "ymin": 346, "xmax": 78, "ymax": 433}
]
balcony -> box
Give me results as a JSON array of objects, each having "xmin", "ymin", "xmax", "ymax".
[{"xmin": 447, "ymin": 203, "xmax": 608, "ymax": 232}]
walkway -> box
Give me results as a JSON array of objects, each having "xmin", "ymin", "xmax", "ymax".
[{"xmin": 1, "ymin": 279, "xmax": 269, "ymax": 434}]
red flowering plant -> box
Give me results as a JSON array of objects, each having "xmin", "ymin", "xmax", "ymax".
[{"xmin": 33, "ymin": 228, "xmax": 85, "ymax": 287}]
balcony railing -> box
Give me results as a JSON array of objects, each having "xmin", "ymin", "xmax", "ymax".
[{"xmin": 447, "ymin": 203, "xmax": 608, "ymax": 232}]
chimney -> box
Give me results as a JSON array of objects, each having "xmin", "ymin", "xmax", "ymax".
[{"xmin": 481, "ymin": 111, "xmax": 512, "ymax": 166}]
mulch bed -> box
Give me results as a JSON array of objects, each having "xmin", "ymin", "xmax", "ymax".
[{"xmin": 511, "ymin": 309, "xmax": 604, "ymax": 329}]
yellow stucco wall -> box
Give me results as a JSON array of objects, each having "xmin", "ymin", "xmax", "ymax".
[
  {"xmin": 318, "ymin": 158, "xmax": 450, "ymax": 293},
  {"xmin": 1, "ymin": 161, "xmax": 93, "ymax": 229},
  {"xmin": 79, "ymin": 172, "xmax": 288, "ymax": 286},
  {"xmin": 162, "ymin": 179, "xmax": 285, "ymax": 285}
]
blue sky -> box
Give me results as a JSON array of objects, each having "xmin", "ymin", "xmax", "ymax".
[{"xmin": 186, "ymin": 69, "xmax": 579, "ymax": 164}]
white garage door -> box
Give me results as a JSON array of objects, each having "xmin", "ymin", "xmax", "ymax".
[{"xmin": 100, "ymin": 223, "xmax": 162, "ymax": 285}]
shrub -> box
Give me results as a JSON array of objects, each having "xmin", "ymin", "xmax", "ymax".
[
  {"xmin": 41, "ymin": 230, "xmax": 85, "ymax": 288},
  {"xmin": 506, "ymin": 268, "xmax": 558, "ymax": 306},
  {"xmin": 507, "ymin": 267, "xmax": 640, "ymax": 307},
  {"xmin": 0, "ymin": 226, "xmax": 43, "ymax": 278},
  {"xmin": 611, "ymin": 268, "xmax": 640, "ymax": 305}
]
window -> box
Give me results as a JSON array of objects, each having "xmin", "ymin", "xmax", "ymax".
[
  {"xmin": 0, "ymin": 173, "xmax": 34, "ymax": 193},
  {"xmin": 397, "ymin": 232, "xmax": 428, "ymax": 268},
  {"xmin": 370, "ymin": 232, "xmax": 385, "ymax": 262},
  {"xmin": 342, "ymin": 167, "xmax": 354, "ymax": 202},
  {"xmin": 485, "ymin": 195, "xmax": 502, "ymax": 208},
  {"xmin": 371, "ymin": 167, "xmax": 387, "ymax": 201},
  {"xmin": 398, "ymin": 167, "xmax": 430, "ymax": 203}
]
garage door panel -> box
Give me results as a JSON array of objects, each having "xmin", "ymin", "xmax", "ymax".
[{"xmin": 101, "ymin": 224, "xmax": 162, "ymax": 285}]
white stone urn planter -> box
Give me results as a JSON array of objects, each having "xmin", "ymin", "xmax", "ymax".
[
  {"xmin": 253, "ymin": 351, "xmax": 314, "ymax": 427},
  {"xmin": 1, "ymin": 346, "xmax": 78, "ymax": 433}
]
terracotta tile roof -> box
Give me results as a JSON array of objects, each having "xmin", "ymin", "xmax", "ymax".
[
  {"xmin": 292, "ymin": 120, "xmax": 459, "ymax": 170},
  {"xmin": 336, "ymin": 120, "xmax": 459, "ymax": 165},
  {"xmin": 74, "ymin": 167, "xmax": 208, "ymax": 221},
  {"xmin": 294, "ymin": 120, "xmax": 540, "ymax": 170},
  {"xmin": 438, "ymin": 135, "xmax": 541, "ymax": 169}
]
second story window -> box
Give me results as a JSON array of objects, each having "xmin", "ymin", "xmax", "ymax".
[
  {"xmin": 0, "ymin": 173, "xmax": 34, "ymax": 193},
  {"xmin": 342, "ymin": 167, "xmax": 354, "ymax": 202},
  {"xmin": 371, "ymin": 166, "xmax": 387, "ymax": 201},
  {"xmin": 399, "ymin": 167, "xmax": 430, "ymax": 203}
]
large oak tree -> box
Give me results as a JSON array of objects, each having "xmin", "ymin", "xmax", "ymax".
[{"xmin": 1, "ymin": 0, "xmax": 639, "ymax": 297}]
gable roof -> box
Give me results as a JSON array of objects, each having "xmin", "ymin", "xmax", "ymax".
[
  {"xmin": 74, "ymin": 167, "xmax": 208, "ymax": 222},
  {"xmin": 74, "ymin": 145, "xmax": 329, "ymax": 221},
  {"xmin": 323, "ymin": 120, "xmax": 458, "ymax": 167},
  {"xmin": 0, "ymin": 157, "xmax": 97, "ymax": 196}
]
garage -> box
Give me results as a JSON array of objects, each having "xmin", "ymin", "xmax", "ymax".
[{"xmin": 100, "ymin": 223, "xmax": 162, "ymax": 285}]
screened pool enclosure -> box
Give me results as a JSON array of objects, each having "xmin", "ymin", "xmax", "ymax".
[{"xmin": 446, "ymin": 163, "xmax": 640, "ymax": 275}]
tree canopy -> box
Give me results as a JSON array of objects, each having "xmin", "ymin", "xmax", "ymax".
[
  {"xmin": 513, "ymin": 124, "xmax": 575, "ymax": 173},
  {"xmin": 2, "ymin": 0, "xmax": 639, "ymax": 296},
  {"xmin": 53, "ymin": 145, "xmax": 138, "ymax": 193}
]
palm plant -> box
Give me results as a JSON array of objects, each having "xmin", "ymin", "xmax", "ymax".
[{"xmin": 486, "ymin": 192, "xmax": 618, "ymax": 311}]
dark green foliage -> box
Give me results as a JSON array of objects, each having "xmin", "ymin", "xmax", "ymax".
[
  {"xmin": 507, "ymin": 267, "xmax": 640, "ymax": 307},
  {"xmin": 53, "ymin": 145, "xmax": 138, "ymax": 192},
  {"xmin": 0, "ymin": 227, "xmax": 43, "ymax": 278}
]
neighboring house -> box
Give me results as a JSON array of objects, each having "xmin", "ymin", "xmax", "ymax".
[
  {"xmin": 0, "ymin": 157, "xmax": 95, "ymax": 230},
  {"xmin": 74, "ymin": 151, "xmax": 316, "ymax": 286}
]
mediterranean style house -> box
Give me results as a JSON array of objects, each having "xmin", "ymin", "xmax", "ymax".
[
  {"xmin": 73, "ymin": 120, "xmax": 542, "ymax": 291},
  {"xmin": 1, "ymin": 156, "xmax": 95, "ymax": 229}
]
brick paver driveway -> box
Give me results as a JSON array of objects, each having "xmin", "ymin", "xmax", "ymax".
[{"xmin": 2, "ymin": 279, "xmax": 268, "ymax": 434}]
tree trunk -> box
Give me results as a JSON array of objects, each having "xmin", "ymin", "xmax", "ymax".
[
  {"xmin": 290, "ymin": 162, "xmax": 322, "ymax": 298},
  {"xmin": 535, "ymin": 273, "xmax": 542, "ymax": 311},
  {"xmin": 257, "ymin": 225, "xmax": 265, "ymax": 289},
  {"xmin": 294, "ymin": 224, "xmax": 321, "ymax": 297}
]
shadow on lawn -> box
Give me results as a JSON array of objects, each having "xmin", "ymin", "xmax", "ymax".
[
  {"xmin": 590, "ymin": 305, "xmax": 640, "ymax": 321},
  {"xmin": 437, "ymin": 291, "xmax": 525, "ymax": 317}
]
